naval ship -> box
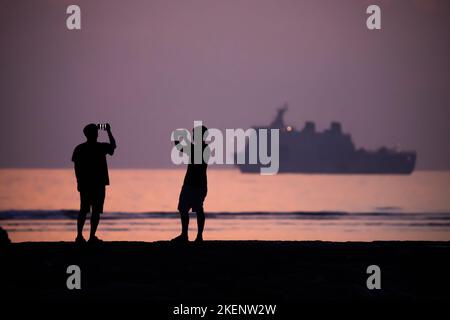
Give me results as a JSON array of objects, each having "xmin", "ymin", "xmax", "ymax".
[{"xmin": 235, "ymin": 105, "xmax": 416, "ymax": 174}]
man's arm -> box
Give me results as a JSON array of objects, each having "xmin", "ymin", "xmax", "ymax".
[
  {"xmin": 73, "ymin": 162, "xmax": 81, "ymax": 181},
  {"xmin": 174, "ymin": 140, "xmax": 183, "ymax": 151},
  {"xmin": 71, "ymin": 148, "xmax": 81, "ymax": 182},
  {"xmin": 175, "ymin": 140, "xmax": 194, "ymax": 157},
  {"xmin": 105, "ymin": 123, "xmax": 116, "ymax": 155}
]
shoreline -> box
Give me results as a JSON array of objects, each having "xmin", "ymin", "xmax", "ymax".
[{"xmin": 3, "ymin": 209, "xmax": 450, "ymax": 242}]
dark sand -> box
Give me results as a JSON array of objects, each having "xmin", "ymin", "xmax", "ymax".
[{"xmin": 1, "ymin": 241, "xmax": 449, "ymax": 303}]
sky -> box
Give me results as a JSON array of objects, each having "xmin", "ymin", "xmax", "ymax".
[{"xmin": 0, "ymin": 0, "xmax": 449, "ymax": 169}]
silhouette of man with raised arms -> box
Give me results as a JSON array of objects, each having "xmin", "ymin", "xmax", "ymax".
[
  {"xmin": 72, "ymin": 123, "xmax": 116, "ymax": 244},
  {"xmin": 172, "ymin": 125, "xmax": 209, "ymax": 243}
]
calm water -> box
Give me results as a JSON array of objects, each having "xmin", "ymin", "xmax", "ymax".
[{"xmin": 1, "ymin": 169, "xmax": 449, "ymax": 242}]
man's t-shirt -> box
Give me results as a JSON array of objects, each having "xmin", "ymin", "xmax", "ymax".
[
  {"xmin": 72, "ymin": 142, "xmax": 114, "ymax": 191},
  {"xmin": 182, "ymin": 143, "xmax": 208, "ymax": 188}
]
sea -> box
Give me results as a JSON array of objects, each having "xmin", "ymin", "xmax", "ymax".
[{"xmin": 0, "ymin": 169, "xmax": 449, "ymax": 242}]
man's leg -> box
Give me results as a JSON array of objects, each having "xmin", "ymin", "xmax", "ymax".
[
  {"xmin": 89, "ymin": 187, "xmax": 105, "ymax": 242},
  {"xmin": 180, "ymin": 210, "xmax": 189, "ymax": 236},
  {"xmin": 180, "ymin": 211, "xmax": 189, "ymax": 238},
  {"xmin": 90, "ymin": 211, "xmax": 100, "ymax": 239},
  {"xmin": 77, "ymin": 211, "xmax": 87, "ymax": 238},
  {"xmin": 172, "ymin": 187, "xmax": 190, "ymax": 242},
  {"xmin": 171, "ymin": 210, "xmax": 189, "ymax": 241},
  {"xmin": 76, "ymin": 191, "xmax": 89, "ymax": 242},
  {"xmin": 196, "ymin": 208, "xmax": 205, "ymax": 241}
]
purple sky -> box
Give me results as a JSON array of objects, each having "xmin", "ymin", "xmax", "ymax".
[{"xmin": 1, "ymin": 0, "xmax": 449, "ymax": 169}]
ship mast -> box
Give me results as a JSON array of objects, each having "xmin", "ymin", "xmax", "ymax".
[{"xmin": 270, "ymin": 103, "xmax": 288, "ymax": 129}]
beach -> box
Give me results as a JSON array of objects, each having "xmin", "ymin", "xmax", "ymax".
[{"xmin": 2, "ymin": 241, "xmax": 449, "ymax": 304}]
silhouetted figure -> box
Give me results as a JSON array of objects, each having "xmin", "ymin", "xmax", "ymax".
[
  {"xmin": 172, "ymin": 125, "xmax": 209, "ymax": 243},
  {"xmin": 0, "ymin": 227, "xmax": 11, "ymax": 246},
  {"xmin": 72, "ymin": 123, "xmax": 116, "ymax": 244}
]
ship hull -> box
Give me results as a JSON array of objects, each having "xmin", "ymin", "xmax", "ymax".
[{"xmin": 236, "ymin": 152, "xmax": 416, "ymax": 174}]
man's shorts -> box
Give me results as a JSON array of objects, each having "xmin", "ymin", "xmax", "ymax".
[
  {"xmin": 177, "ymin": 185, "xmax": 207, "ymax": 213},
  {"xmin": 79, "ymin": 186, "xmax": 106, "ymax": 214}
]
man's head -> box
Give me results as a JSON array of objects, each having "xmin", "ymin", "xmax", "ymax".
[
  {"xmin": 192, "ymin": 125, "xmax": 208, "ymax": 141},
  {"xmin": 83, "ymin": 123, "xmax": 98, "ymax": 142}
]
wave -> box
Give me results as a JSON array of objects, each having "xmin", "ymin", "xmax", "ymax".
[{"xmin": 1, "ymin": 210, "xmax": 449, "ymax": 221}]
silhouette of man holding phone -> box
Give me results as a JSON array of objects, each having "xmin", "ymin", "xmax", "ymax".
[
  {"xmin": 72, "ymin": 123, "xmax": 116, "ymax": 244},
  {"xmin": 172, "ymin": 125, "xmax": 209, "ymax": 243}
]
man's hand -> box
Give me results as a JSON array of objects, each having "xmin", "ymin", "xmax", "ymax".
[{"xmin": 105, "ymin": 123, "xmax": 116, "ymax": 150}]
